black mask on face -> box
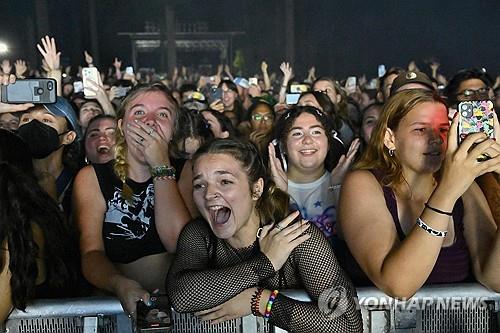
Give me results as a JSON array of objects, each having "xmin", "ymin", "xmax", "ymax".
[{"xmin": 17, "ymin": 119, "xmax": 64, "ymax": 159}]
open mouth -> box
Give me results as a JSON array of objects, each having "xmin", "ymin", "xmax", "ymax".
[
  {"xmin": 299, "ymin": 148, "xmax": 318, "ymax": 156},
  {"xmin": 97, "ymin": 145, "xmax": 111, "ymax": 154},
  {"xmin": 208, "ymin": 205, "xmax": 231, "ymax": 225}
]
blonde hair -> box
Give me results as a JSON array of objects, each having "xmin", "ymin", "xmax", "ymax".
[
  {"xmin": 355, "ymin": 89, "xmax": 447, "ymax": 188},
  {"xmin": 113, "ymin": 83, "xmax": 179, "ymax": 201}
]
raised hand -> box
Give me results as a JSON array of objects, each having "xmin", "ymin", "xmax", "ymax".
[
  {"xmin": 84, "ymin": 50, "xmax": 94, "ymax": 66},
  {"xmin": 330, "ymin": 138, "xmax": 360, "ymax": 186},
  {"xmin": 209, "ymin": 99, "xmax": 224, "ymax": 112},
  {"xmin": 279, "ymin": 62, "xmax": 293, "ymax": 82},
  {"xmin": 258, "ymin": 211, "xmax": 311, "ymax": 271},
  {"xmin": 37, "ymin": 36, "xmax": 61, "ymax": 71},
  {"xmin": 439, "ymin": 115, "xmax": 500, "ymax": 201},
  {"xmin": 1, "ymin": 59, "xmax": 12, "ymax": 75},
  {"xmin": 268, "ymin": 142, "xmax": 288, "ymax": 191},
  {"xmin": 260, "ymin": 61, "xmax": 268, "ymax": 73},
  {"xmin": 14, "ymin": 60, "xmax": 28, "ymax": 78}
]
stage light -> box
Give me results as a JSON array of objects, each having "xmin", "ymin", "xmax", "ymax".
[{"xmin": 0, "ymin": 42, "xmax": 8, "ymax": 54}]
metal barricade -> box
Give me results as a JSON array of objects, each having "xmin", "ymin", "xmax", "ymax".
[{"xmin": 3, "ymin": 284, "xmax": 500, "ymax": 333}]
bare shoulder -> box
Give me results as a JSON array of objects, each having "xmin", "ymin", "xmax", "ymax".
[
  {"xmin": 74, "ymin": 165, "xmax": 98, "ymax": 189},
  {"xmin": 340, "ymin": 169, "xmax": 385, "ymax": 206}
]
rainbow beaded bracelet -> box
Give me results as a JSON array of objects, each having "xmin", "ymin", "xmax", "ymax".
[{"xmin": 264, "ymin": 290, "xmax": 279, "ymax": 319}]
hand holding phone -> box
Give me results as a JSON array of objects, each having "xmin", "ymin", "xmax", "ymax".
[{"xmin": 136, "ymin": 295, "xmax": 171, "ymax": 332}]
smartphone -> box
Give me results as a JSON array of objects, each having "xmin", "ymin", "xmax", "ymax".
[
  {"xmin": 345, "ymin": 76, "xmax": 357, "ymax": 94},
  {"xmin": 457, "ymin": 100, "xmax": 495, "ymax": 144},
  {"xmin": 378, "ymin": 64, "xmax": 386, "ymax": 78},
  {"xmin": 271, "ymin": 139, "xmax": 288, "ymax": 172},
  {"xmin": 290, "ymin": 84, "xmax": 309, "ymax": 94},
  {"xmin": 210, "ymin": 87, "xmax": 222, "ymax": 102},
  {"xmin": 125, "ymin": 66, "xmax": 134, "ymax": 76},
  {"xmin": 285, "ymin": 93, "xmax": 300, "ymax": 105},
  {"xmin": 136, "ymin": 295, "xmax": 171, "ymax": 333},
  {"xmin": 1, "ymin": 78, "xmax": 56, "ymax": 104},
  {"xmin": 73, "ymin": 81, "xmax": 83, "ymax": 94},
  {"xmin": 249, "ymin": 77, "xmax": 258, "ymax": 86},
  {"xmin": 82, "ymin": 67, "xmax": 100, "ymax": 98}
]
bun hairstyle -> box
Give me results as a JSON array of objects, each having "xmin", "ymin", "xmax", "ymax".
[
  {"xmin": 192, "ymin": 138, "xmax": 290, "ymax": 225},
  {"xmin": 113, "ymin": 83, "xmax": 179, "ymax": 201}
]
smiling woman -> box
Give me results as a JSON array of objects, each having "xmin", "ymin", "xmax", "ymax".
[{"xmin": 166, "ymin": 138, "xmax": 362, "ymax": 332}]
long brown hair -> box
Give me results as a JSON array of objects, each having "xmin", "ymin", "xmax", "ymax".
[
  {"xmin": 355, "ymin": 89, "xmax": 447, "ymax": 187},
  {"xmin": 113, "ymin": 83, "xmax": 179, "ymax": 201}
]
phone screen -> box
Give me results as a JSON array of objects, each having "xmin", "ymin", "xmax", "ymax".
[{"xmin": 286, "ymin": 93, "xmax": 300, "ymax": 105}]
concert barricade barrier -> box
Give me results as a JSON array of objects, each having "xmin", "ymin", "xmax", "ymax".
[{"xmin": 3, "ymin": 283, "xmax": 499, "ymax": 333}]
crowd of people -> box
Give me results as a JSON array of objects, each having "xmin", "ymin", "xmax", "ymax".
[{"xmin": 0, "ymin": 34, "xmax": 499, "ymax": 332}]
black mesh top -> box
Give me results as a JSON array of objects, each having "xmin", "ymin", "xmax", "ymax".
[{"xmin": 166, "ymin": 218, "xmax": 363, "ymax": 332}]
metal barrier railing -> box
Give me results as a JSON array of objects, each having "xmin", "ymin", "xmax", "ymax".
[{"xmin": 3, "ymin": 283, "xmax": 500, "ymax": 333}]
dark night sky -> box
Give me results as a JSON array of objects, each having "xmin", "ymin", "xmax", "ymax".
[{"xmin": 0, "ymin": 0, "xmax": 498, "ymax": 79}]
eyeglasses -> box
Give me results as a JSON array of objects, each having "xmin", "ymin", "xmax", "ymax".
[
  {"xmin": 457, "ymin": 88, "xmax": 489, "ymax": 98},
  {"xmin": 251, "ymin": 114, "xmax": 274, "ymax": 122}
]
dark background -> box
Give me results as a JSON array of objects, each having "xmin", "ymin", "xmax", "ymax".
[{"xmin": 0, "ymin": 0, "xmax": 498, "ymax": 79}]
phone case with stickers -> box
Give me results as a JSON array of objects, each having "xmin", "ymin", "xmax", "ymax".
[{"xmin": 457, "ymin": 100, "xmax": 495, "ymax": 144}]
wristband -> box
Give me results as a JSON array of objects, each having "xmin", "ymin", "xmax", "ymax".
[
  {"xmin": 416, "ymin": 217, "xmax": 447, "ymax": 238},
  {"xmin": 264, "ymin": 290, "xmax": 279, "ymax": 319},
  {"xmin": 150, "ymin": 165, "xmax": 176, "ymax": 181},
  {"xmin": 251, "ymin": 288, "xmax": 264, "ymax": 317},
  {"xmin": 424, "ymin": 202, "xmax": 453, "ymax": 216}
]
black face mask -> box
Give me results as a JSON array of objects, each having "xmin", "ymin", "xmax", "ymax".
[{"xmin": 17, "ymin": 119, "xmax": 64, "ymax": 159}]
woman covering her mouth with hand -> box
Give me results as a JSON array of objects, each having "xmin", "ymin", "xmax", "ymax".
[{"xmin": 74, "ymin": 83, "xmax": 192, "ymax": 317}]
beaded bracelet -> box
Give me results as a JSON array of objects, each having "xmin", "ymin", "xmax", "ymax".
[
  {"xmin": 264, "ymin": 290, "xmax": 279, "ymax": 319},
  {"xmin": 424, "ymin": 202, "xmax": 453, "ymax": 216},
  {"xmin": 150, "ymin": 165, "xmax": 176, "ymax": 181},
  {"xmin": 416, "ymin": 217, "xmax": 447, "ymax": 238},
  {"xmin": 251, "ymin": 288, "xmax": 264, "ymax": 317}
]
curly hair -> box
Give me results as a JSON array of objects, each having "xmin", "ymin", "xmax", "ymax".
[
  {"xmin": 192, "ymin": 138, "xmax": 290, "ymax": 225},
  {"xmin": 0, "ymin": 163, "xmax": 77, "ymax": 310},
  {"xmin": 355, "ymin": 89, "xmax": 447, "ymax": 188},
  {"xmin": 113, "ymin": 83, "xmax": 179, "ymax": 201}
]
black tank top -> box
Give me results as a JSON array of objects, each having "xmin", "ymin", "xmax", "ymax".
[{"xmin": 93, "ymin": 162, "xmax": 171, "ymax": 264}]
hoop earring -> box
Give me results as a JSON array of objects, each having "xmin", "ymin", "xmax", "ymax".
[{"xmin": 389, "ymin": 149, "xmax": 395, "ymax": 157}]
